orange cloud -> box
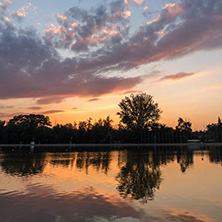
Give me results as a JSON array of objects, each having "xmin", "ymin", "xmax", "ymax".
[
  {"xmin": 112, "ymin": 10, "xmax": 131, "ymax": 19},
  {"xmin": 4, "ymin": 17, "xmax": 10, "ymax": 22},
  {"xmin": 12, "ymin": 3, "xmax": 32, "ymax": 18},
  {"xmin": 45, "ymin": 24, "xmax": 67, "ymax": 35},
  {"xmin": 56, "ymin": 13, "xmax": 67, "ymax": 21},
  {"xmin": 133, "ymin": 0, "xmax": 144, "ymax": 5},
  {"xmin": 213, "ymin": 84, "xmax": 222, "ymax": 89},
  {"xmin": 119, "ymin": 90, "xmax": 142, "ymax": 95},
  {"xmin": 163, "ymin": 3, "xmax": 183, "ymax": 16}
]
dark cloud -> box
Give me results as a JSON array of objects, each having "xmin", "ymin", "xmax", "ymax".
[
  {"xmin": 36, "ymin": 97, "xmax": 66, "ymax": 105},
  {"xmin": 1, "ymin": 0, "xmax": 222, "ymax": 100},
  {"xmin": 87, "ymin": 98, "xmax": 100, "ymax": 102},
  {"xmin": 0, "ymin": 109, "xmax": 63, "ymax": 119},
  {"xmin": 41, "ymin": 110, "xmax": 64, "ymax": 115},
  {"xmin": 159, "ymin": 72, "xmax": 196, "ymax": 81},
  {"xmin": 0, "ymin": 15, "xmax": 142, "ymax": 100},
  {"xmin": 27, "ymin": 106, "xmax": 42, "ymax": 110}
]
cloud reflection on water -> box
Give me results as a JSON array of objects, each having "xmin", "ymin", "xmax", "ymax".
[{"xmin": 0, "ymin": 147, "xmax": 222, "ymax": 221}]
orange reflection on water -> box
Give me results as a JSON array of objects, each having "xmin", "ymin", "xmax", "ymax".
[{"xmin": 0, "ymin": 147, "xmax": 222, "ymax": 221}]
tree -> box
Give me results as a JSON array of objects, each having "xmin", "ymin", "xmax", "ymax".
[
  {"xmin": 207, "ymin": 117, "xmax": 222, "ymax": 131},
  {"xmin": 176, "ymin": 117, "xmax": 192, "ymax": 132},
  {"xmin": 206, "ymin": 117, "xmax": 222, "ymax": 142},
  {"xmin": 0, "ymin": 120, "xmax": 6, "ymax": 143},
  {"xmin": 117, "ymin": 93, "xmax": 162, "ymax": 131},
  {"xmin": 7, "ymin": 114, "xmax": 51, "ymax": 128},
  {"xmin": 6, "ymin": 114, "xmax": 51, "ymax": 143}
]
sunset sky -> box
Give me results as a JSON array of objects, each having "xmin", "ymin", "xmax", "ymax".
[{"xmin": 0, "ymin": 0, "xmax": 221, "ymax": 130}]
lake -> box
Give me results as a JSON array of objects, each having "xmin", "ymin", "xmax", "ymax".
[{"xmin": 0, "ymin": 146, "xmax": 222, "ymax": 222}]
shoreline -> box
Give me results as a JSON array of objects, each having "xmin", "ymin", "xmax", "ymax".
[{"xmin": 0, "ymin": 143, "xmax": 221, "ymax": 147}]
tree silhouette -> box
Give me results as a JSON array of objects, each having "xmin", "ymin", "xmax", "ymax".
[
  {"xmin": 176, "ymin": 117, "xmax": 192, "ymax": 132},
  {"xmin": 5, "ymin": 114, "xmax": 51, "ymax": 143},
  {"xmin": 7, "ymin": 114, "xmax": 51, "ymax": 128},
  {"xmin": 117, "ymin": 93, "xmax": 162, "ymax": 131}
]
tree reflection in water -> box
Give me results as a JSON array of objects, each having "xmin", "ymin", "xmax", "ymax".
[
  {"xmin": 0, "ymin": 146, "xmax": 222, "ymax": 203},
  {"xmin": 0, "ymin": 150, "xmax": 46, "ymax": 176},
  {"xmin": 50, "ymin": 151, "xmax": 111, "ymax": 175},
  {"xmin": 176, "ymin": 149, "xmax": 194, "ymax": 173},
  {"xmin": 116, "ymin": 151, "xmax": 162, "ymax": 203},
  {"xmin": 115, "ymin": 147, "xmax": 203, "ymax": 203},
  {"xmin": 208, "ymin": 146, "xmax": 222, "ymax": 166},
  {"xmin": 75, "ymin": 151, "xmax": 111, "ymax": 174}
]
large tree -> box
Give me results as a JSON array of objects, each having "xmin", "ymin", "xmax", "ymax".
[
  {"xmin": 6, "ymin": 114, "xmax": 51, "ymax": 143},
  {"xmin": 117, "ymin": 93, "xmax": 162, "ymax": 131},
  {"xmin": 7, "ymin": 114, "xmax": 51, "ymax": 128}
]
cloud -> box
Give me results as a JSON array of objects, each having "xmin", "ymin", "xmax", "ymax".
[
  {"xmin": 1, "ymin": 0, "xmax": 222, "ymax": 101},
  {"xmin": 36, "ymin": 97, "xmax": 66, "ymax": 105},
  {"xmin": 0, "ymin": 109, "xmax": 63, "ymax": 119},
  {"xmin": 159, "ymin": 72, "xmax": 196, "ymax": 81},
  {"xmin": 45, "ymin": 1, "xmax": 130, "ymax": 52},
  {"xmin": 132, "ymin": 0, "xmax": 144, "ymax": 5},
  {"xmin": 0, "ymin": 105, "xmax": 13, "ymax": 109},
  {"xmin": 27, "ymin": 106, "xmax": 42, "ymax": 110},
  {"xmin": 0, "ymin": 185, "xmax": 147, "ymax": 222},
  {"xmin": 41, "ymin": 110, "xmax": 64, "ymax": 115},
  {"xmin": 12, "ymin": 3, "xmax": 33, "ymax": 21},
  {"xmin": 125, "ymin": 0, "xmax": 144, "ymax": 5},
  {"xmin": 164, "ymin": 210, "xmax": 211, "ymax": 222},
  {"xmin": 87, "ymin": 98, "xmax": 100, "ymax": 102},
  {"xmin": 0, "ymin": 112, "xmax": 26, "ymax": 118},
  {"xmin": 203, "ymin": 83, "xmax": 222, "ymax": 92},
  {"xmin": 4, "ymin": 0, "xmax": 11, "ymax": 4},
  {"xmin": 90, "ymin": 216, "xmax": 140, "ymax": 222},
  {"xmin": 119, "ymin": 90, "xmax": 142, "ymax": 95},
  {"xmin": 0, "ymin": 2, "xmax": 7, "ymax": 11},
  {"xmin": 213, "ymin": 84, "xmax": 222, "ymax": 89}
]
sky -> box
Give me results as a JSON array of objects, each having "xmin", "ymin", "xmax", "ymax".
[{"xmin": 0, "ymin": 0, "xmax": 221, "ymax": 130}]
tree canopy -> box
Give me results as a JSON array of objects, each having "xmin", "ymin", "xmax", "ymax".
[
  {"xmin": 117, "ymin": 93, "xmax": 162, "ymax": 131},
  {"xmin": 176, "ymin": 117, "xmax": 192, "ymax": 132},
  {"xmin": 7, "ymin": 114, "xmax": 51, "ymax": 128}
]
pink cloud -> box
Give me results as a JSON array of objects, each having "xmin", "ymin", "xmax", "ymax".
[
  {"xmin": 159, "ymin": 72, "xmax": 196, "ymax": 81},
  {"xmin": 133, "ymin": 0, "xmax": 144, "ymax": 5},
  {"xmin": 12, "ymin": 3, "xmax": 32, "ymax": 20}
]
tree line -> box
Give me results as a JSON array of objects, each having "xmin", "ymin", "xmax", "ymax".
[{"xmin": 0, "ymin": 93, "xmax": 221, "ymax": 144}]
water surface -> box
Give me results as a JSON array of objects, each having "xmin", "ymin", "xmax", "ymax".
[{"xmin": 0, "ymin": 146, "xmax": 222, "ymax": 222}]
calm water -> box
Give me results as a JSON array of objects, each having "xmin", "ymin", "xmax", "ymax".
[{"xmin": 0, "ymin": 146, "xmax": 222, "ymax": 222}]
